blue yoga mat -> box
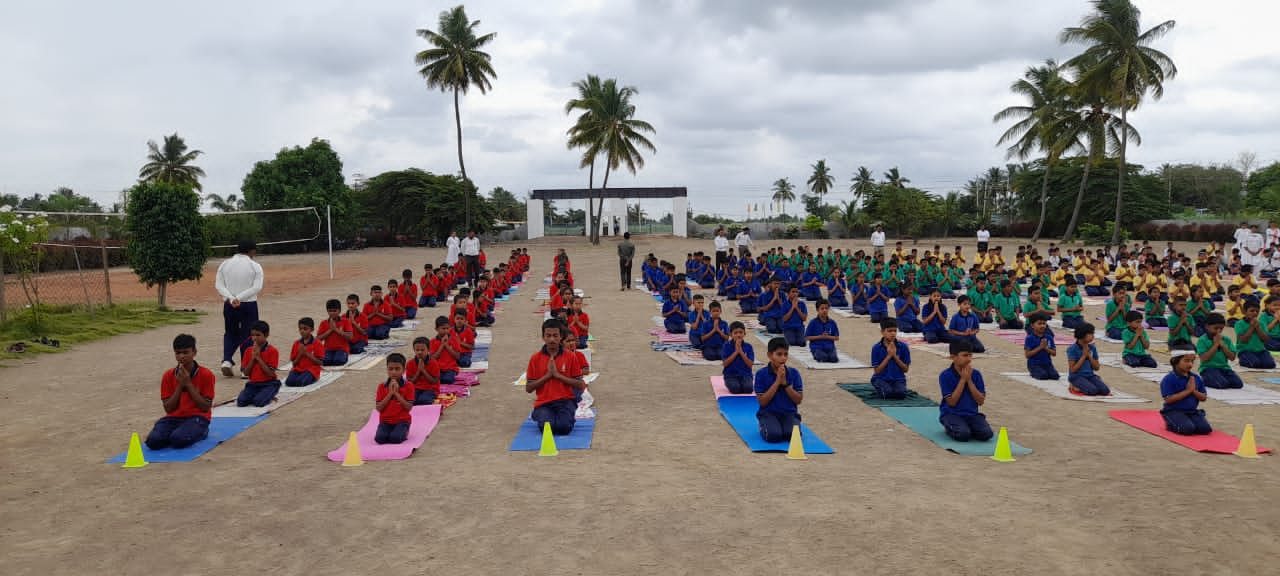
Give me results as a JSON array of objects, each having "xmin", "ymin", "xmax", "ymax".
[
  {"xmin": 1263, "ymin": 377, "xmax": 1280, "ymax": 386},
  {"xmin": 716, "ymin": 396, "xmax": 834, "ymax": 453},
  {"xmin": 472, "ymin": 346, "xmax": 489, "ymax": 361},
  {"xmin": 497, "ymin": 295, "xmax": 510, "ymax": 301},
  {"xmin": 106, "ymin": 416, "xmax": 268, "ymax": 463},
  {"xmin": 878, "ymin": 407, "xmax": 1032, "ymax": 457},
  {"xmin": 509, "ymin": 418, "xmax": 595, "ymax": 451}
]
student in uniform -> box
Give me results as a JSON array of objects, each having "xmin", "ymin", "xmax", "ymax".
[
  {"xmin": 1024, "ymin": 313, "xmax": 1060, "ymax": 380},
  {"xmin": 1143, "ymin": 286, "xmax": 1168, "ymax": 328},
  {"xmin": 686, "ymin": 295, "xmax": 711, "ymax": 350},
  {"xmin": 826, "ymin": 268, "xmax": 850, "ymax": 309},
  {"xmin": 871, "ymin": 319, "xmax": 912, "ymax": 399},
  {"xmin": 721, "ymin": 321, "xmax": 756, "ymax": 393},
  {"xmin": 662, "ymin": 285, "xmax": 690, "ymax": 334},
  {"xmin": 525, "ymin": 319, "xmax": 588, "ymax": 436},
  {"xmin": 1197, "ymin": 313, "xmax": 1243, "ymax": 389},
  {"xmin": 1121, "ymin": 311, "xmax": 1159, "ymax": 368},
  {"xmin": 921, "ymin": 289, "xmax": 950, "ymax": 344},
  {"xmin": 994, "ymin": 280, "xmax": 1023, "ymax": 330},
  {"xmin": 429, "ymin": 316, "xmax": 460, "ymax": 385},
  {"xmin": 780, "ymin": 285, "xmax": 809, "ymax": 347},
  {"xmin": 894, "ymin": 284, "xmax": 923, "ymax": 333},
  {"xmin": 568, "ymin": 295, "xmax": 591, "ymax": 350},
  {"xmin": 284, "ymin": 317, "xmax": 324, "ymax": 387},
  {"xmin": 1187, "ymin": 285, "xmax": 1214, "ymax": 336},
  {"xmin": 374, "ymin": 353, "xmax": 415, "ymax": 444},
  {"xmin": 804, "ymin": 298, "xmax": 840, "ymax": 363},
  {"xmin": 948, "ymin": 295, "xmax": 986, "ymax": 353},
  {"xmin": 938, "ymin": 339, "xmax": 994, "ymax": 442},
  {"xmin": 736, "ymin": 268, "xmax": 761, "ymax": 313},
  {"xmin": 236, "ymin": 321, "xmax": 281, "ymax": 407},
  {"xmin": 1160, "ymin": 348, "xmax": 1212, "ymax": 436},
  {"xmin": 866, "ymin": 275, "xmax": 891, "ymax": 323},
  {"xmin": 1166, "ymin": 298, "xmax": 1193, "ymax": 348},
  {"xmin": 407, "ymin": 337, "xmax": 441, "ymax": 405},
  {"xmin": 700, "ymin": 301, "xmax": 730, "ymax": 361},
  {"xmin": 1235, "ymin": 301, "xmax": 1277, "ymax": 369},
  {"xmin": 757, "ymin": 276, "xmax": 785, "ymax": 334},
  {"xmin": 318, "ymin": 299, "xmax": 353, "ymax": 366},
  {"xmin": 385, "ymin": 279, "xmax": 407, "ymax": 328},
  {"xmin": 1057, "ymin": 279, "xmax": 1086, "ymax": 330},
  {"xmin": 1262, "ymin": 295, "xmax": 1280, "ymax": 351},
  {"xmin": 399, "ymin": 269, "xmax": 419, "ymax": 319},
  {"xmin": 145, "ymin": 334, "xmax": 215, "ymax": 450},
  {"xmin": 799, "ymin": 263, "xmax": 824, "ymax": 301},
  {"xmin": 450, "ymin": 310, "xmax": 477, "ymax": 368},
  {"xmin": 1224, "ymin": 285, "xmax": 1245, "ymax": 322},
  {"xmin": 363, "ymin": 286, "xmax": 394, "ymax": 340},
  {"xmin": 967, "ymin": 276, "xmax": 994, "ymax": 324},
  {"xmin": 419, "ymin": 264, "xmax": 439, "ymax": 308},
  {"xmin": 1066, "ymin": 323, "xmax": 1110, "ymax": 396},
  {"xmin": 754, "ymin": 337, "xmax": 805, "ymax": 443},
  {"xmin": 1103, "ymin": 284, "xmax": 1129, "ymax": 341},
  {"xmin": 345, "ymin": 294, "xmax": 369, "ymax": 355}
]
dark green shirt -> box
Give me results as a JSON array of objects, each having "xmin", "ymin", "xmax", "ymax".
[{"xmin": 617, "ymin": 240, "xmax": 635, "ymax": 261}]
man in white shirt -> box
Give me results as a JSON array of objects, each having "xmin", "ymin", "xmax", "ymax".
[
  {"xmin": 1242, "ymin": 224, "xmax": 1266, "ymax": 268},
  {"xmin": 976, "ymin": 225, "xmax": 991, "ymax": 253},
  {"xmin": 215, "ymin": 240, "xmax": 265, "ymax": 377},
  {"xmin": 461, "ymin": 230, "xmax": 481, "ymax": 286},
  {"xmin": 1233, "ymin": 222, "xmax": 1250, "ymax": 252},
  {"xmin": 734, "ymin": 227, "xmax": 754, "ymax": 261},
  {"xmin": 714, "ymin": 228, "xmax": 730, "ymax": 267},
  {"xmin": 445, "ymin": 231, "xmax": 461, "ymax": 266},
  {"xmin": 870, "ymin": 225, "xmax": 886, "ymax": 258},
  {"xmin": 1267, "ymin": 221, "xmax": 1280, "ymax": 250}
]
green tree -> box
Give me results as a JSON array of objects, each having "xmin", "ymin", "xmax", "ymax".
[
  {"xmin": 1011, "ymin": 157, "xmax": 1169, "ymax": 237},
  {"xmin": 771, "ymin": 178, "xmax": 796, "ymax": 218},
  {"xmin": 415, "ymin": 5, "xmax": 497, "ymax": 229},
  {"xmin": 1051, "ymin": 91, "xmax": 1137, "ymax": 242},
  {"xmin": 139, "ymin": 133, "xmax": 206, "ymax": 191},
  {"xmin": 883, "ymin": 167, "xmax": 909, "ymax": 189},
  {"xmin": 204, "ymin": 193, "xmax": 242, "ymax": 212},
  {"xmin": 849, "ymin": 166, "xmax": 875, "ymax": 209},
  {"xmin": 565, "ymin": 74, "xmax": 607, "ymax": 191},
  {"xmin": 807, "ymin": 159, "xmax": 834, "ymax": 200},
  {"xmin": 487, "ymin": 186, "xmax": 524, "ymax": 221},
  {"xmin": 1062, "ymin": 0, "xmax": 1177, "ymax": 244},
  {"xmin": 126, "ymin": 181, "xmax": 208, "ymax": 307},
  {"xmin": 361, "ymin": 169, "xmax": 495, "ymax": 239},
  {"xmin": 1245, "ymin": 162, "xmax": 1280, "ymax": 217},
  {"xmin": 240, "ymin": 138, "xmax": 355, "ymax": 242}
]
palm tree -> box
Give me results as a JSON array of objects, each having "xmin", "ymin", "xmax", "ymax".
[
  {"xmin": 205, "ymin": 193, "xmax": 241, "ymax": 212},
  {"xmin": 771, "ymin": 178, "xmax": 796, "ymax": 218},
  {"xmin": 138, "ymin": 134, "xmax": 206, "ymax": 190},
  {"xmin": 808, "ymin": 159, "xmax": 834, "ymax": 200},
  {"xmin": 982, "ymin": 166, "xmax": 1004, "ymax": 223},
  {"xmin": 994, "ymin": 60, "xmax": 1083, "ymax": 241},
  {"xmin": 565, "ymin": 75, "xmax": 606, "ymax": 190},
  {"xmin": 564, "ymin": 78, "xmax": 656, "ymax": 245},
  {"xmin": 1052, "ymin": 89, "xmax": 1139, "ymax": 243},
  {"xmin": 939, "ymin": 192, "xmax": 961, "ymax": 237},
  {"xmin": 1061, "ymin": 0, "xmax": 1176, "ymax": 245},
  {"xmin": 849, "ymin": 166, "xmax": 875, "ymax": 208},
  {"xmin": 883, "ymin": 167, "xmax": 909, "ymax": 189},
  {"xmin": 415, "ymin": 5, "xmax": 497, "ymax": 229}
]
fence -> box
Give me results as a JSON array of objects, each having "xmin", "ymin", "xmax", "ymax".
[{"xmin": 1, "ymin": 212, "xmax": 126, "ymax": 322}]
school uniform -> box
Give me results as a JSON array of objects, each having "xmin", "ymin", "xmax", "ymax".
[
  {"xmin": 1102, "ymin": 299, "xmax": 1128, "ymax": 340},
  {"xmin": 894, "ymin": 295, "xmax": 923, "ymax": 333},
  {"xmin": 1025, "ymin": 331, "xmax": 1060, "ymax": 380},
  {"xmin": 827, "ymin": 277, "xmax": 849, "ymax": 308},
  {"xmin": 871, "ymin": 339, "xmax": 911, "ymax": 399},
  {"xmin": 699, "ymin": 319, "xmax": 730, "ymax": 361},
  {"xmin": 363, "ymin": 300, "xmax": 394, "ymax": 340},
  {"xmin": 687, "ymin": 308, "xmax": 711, "ymax": 349},
  {"xmin": 375, "ymin": 379, "xmax": 415, "ymax": 444},
  {"xmin": 1160, "ymin": 371, "xmax": 1212, "ymax": 435},
  {"xmin": 805, "ymin": 316, "xmax": 840, "ymax": 363},
  {"xmin": 407, "ymin": 355, "xmax": 441, "ymax": 405},
  {"xmin": 757, "ymin": 289, "xmax": 785, "ymax": 334},
  {"xmin": 1259, "ymin": 312, "xmax": 1280, "ymax": 351},
  {"xmin": 967, "ymin": 287, "xmax": 994, "ymax": 324},
  {"xmin": 430, "ymin": 335, "xmax": 460, "ymax": 385},
  {"xmin": 947, "ymin": 311, "xmax": 986, "ymax": 353},
  {"xmin": 345, "ymin": 311, "xmax": 369, "ymax": 354},
  {"xmin": 921, "ymin": 302, "xmax": 949, "ymax": 343},
  {"xmin": 753, "ymin": 364, "xmax": 804, "ymax": 443},
  {"xmin": 527, "ymin": 346, "xmax": 584, "ymax": 435},
  {"xmin": 938, "ymin": 366, "xmax": 994, "ymax": 442},
  {"xmin": 662, "ymin": 298, "xmax": 689, "ymax": 334},
  {"xmin": 721, "ymin": 340, "xmax": 756, "ymax": 393},
  {"xmin": 1057, "ymin": 291, "xmax": 1085, "ymax": 330},
  {"xmin": 1196, "ymin": 335, "xmax": 1243, "ymax": 389},
  {"xmin": 1143, "ymin": 299, "xmax": 1168, "ymax": 328},
  {"xmin": 780, "ymin": 298, "xmax": 809, "ymax": 347},
  {"xmin": 569, "ymin": 311, "xmax": 591, "ymax": 350},
  {"xmin": 236, "ymin": 344, "xmax": 281, "ymax": 407},
  {"xmin": 799, "ymin": 272, "xmax": 824, "ymax": 301},
  {"xmin": 319, "ymin": 316, "xmax": 353, "ymax": 366},
  {"xmin": 1121, "ymin": 328, "xmax": 1158, "ymax": 368},
  {"xmin": 1066, "ymin": 342, "xmax": 1110, "ymax": 395},
  {"xmin": 1235, "ymin": 320, "xmax": 1276, "ymax": 369},
  {"xmin": 994, "ymin": 292, "xmax": 1023, "ymax": 330},
  {"xmin": 285, "ymin": 337, "xmax": 325, "ymax": 387},
  {"xmin": 399, "ymin": 284, "xmax": 419, "ymax": 319},
  {"xmin": 146, "ymin": 363, "xmax": 215, "ymax": 450},
  {"xmin": 451, "ymin": 325, "xmax": 477, "ymax": 367},
  {"xmin": 847, "ymin": 282, "xmax": 867, "ymax": 314},
  {"xmin": 866, "ymin": 285, "xmax": 891, "ymax": 322},
  {"xmin": 736, "ymin": 279, "xmax": 760, "ymax": 312}
]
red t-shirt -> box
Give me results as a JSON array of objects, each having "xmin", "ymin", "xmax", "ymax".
[
  {"xmin": 569, "ymin": 311, "xmax": 590, "ymax": 338},
  {"xmin": 429, "ymin": 335, "xmax": 460, "ymax": 372},
  {"xmin": 346, "ymin": 311, "xmax": 369, "ymax": 344},
  {"xmin": 549, "ymin": 292, "xmax": 566, "ymax": 310},
  {"xmin": 479, "ymin": 252, "xmax": 487, "ymax": 267},
  {"xmin": 243, "ymin": 344, "xmax": 280, "ymax": 383},
  {"xmin": 386, "ymin": 292, "xmax": 407, "ymax": 319},
  {"xmin": 527, "ymin": 347, "xmax": 582, "ymax": 407},
  {"xmin": 160, "ymin": 364, "xmax": 216, "ymax": 419},
  {"xmin": 451, "ymin": 325, "xmax": 476, "ymax": 351},
  {"xmin": 407, "ymin": 356, "xmax": 441, "ymax": 394},
  {"xmin": 420, "ymin": 274, "xmax": 437, "ymax": 297},
  {"xmin": 319, "ymin": 317, "xmax": 353, "ymax": 352},
  {"xmin": 364, "ymin": 300, "xmax": 393, "ymax": 326},
  {"xmin": 290, "ymin": 337, "xmax": 325, "ymax": 379},
  {"xmin": 399, "ymin": 284, "xmax": 418, "ymax": 310},
  {"xmin": 449, "ymin": 304, "xmax": 476, "ymax": 327},
  {"xmin": 375, "ymin": 380, "xmax": 415, "ymax": 424}
]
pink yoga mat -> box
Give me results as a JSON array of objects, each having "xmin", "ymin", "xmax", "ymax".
[
  {"xmin": 454, "ymin": 371, "xmax": 481, "ymax": 386},
  {"xmin": 439, "ymin": 383, "xmax": 470, "ymax": 397},
  {"xmin": 710, "ymin": 375, "xmax": 753, "ymax": 398},
  {"xmin": 1109, "ymin": 410, "xmax": 1271, "ymax": 454},
  {"xmin": 326, "ymin": 405, "xmax": 443, "ymax": 462},
  {"xmin": 647, "ymin": 330, "xmax": 689, "ymax": 343}
]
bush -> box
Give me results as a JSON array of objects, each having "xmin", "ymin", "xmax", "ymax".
[
  {"xmin": 783, "ymin": 224, "xmax": 800, "ymax": 239},
  {"xmin": 1005, "ymin": 221, "xmax": 1037, "ymax": 238},
  {"xmin": 1078, "ymin": 221, "xmax": 1129, "ymax": 245}
]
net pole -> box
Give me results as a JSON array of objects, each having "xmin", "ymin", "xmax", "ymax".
[
  {"xmin": 72, "ymin": 245, "xmax": 94, "ymax": 317},
  {"xmin": 101, "ymin": 238, "xmax": 113, "ymax": 306},
  {"xmin": 326, "ymin": 205, "xmax": 334, "ymax": 280}
]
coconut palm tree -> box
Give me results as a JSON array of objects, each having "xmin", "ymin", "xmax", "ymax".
[
  {"xmin": 939, "ymin": 191, "xmax": 961, "ymax": 237},
  {"xmin": 771, "ymin": 178, "xmax": 796, "ymax": 219},
  {"xmin": 565, "ymin": 78, "xmax": 656, "ymax": 245},
  {"xmin": 1061, "ymin": 0, "xmax": 1176, "ymax": 244},
  {"xmin": 808, "ymin": 159, "xmax": 834, "ymax": 201},
  {"xmin": 1052, "ymin": 89, "xmax": 1139, "ymax": 243},
  {"xmin": 415, "ymin": 5, "xmax": 497, "ymax": 229},
  {"xmin": 565, "ymin": 75, "xmax": 606, "ymax": 190},
  {"xmin": 883, "ymin": 167, "xmax": 909, "ymax": 189},
  {"xmin": 205, "ymin": 193, "xmax": 241, "ymax": 212},
  {"xmin": 849, "ymin": 166, "xmax": 875, "ymax": 209},
  {"xmin": 138, "ymin": 134, "xmax": 206, "ymax": 190}
]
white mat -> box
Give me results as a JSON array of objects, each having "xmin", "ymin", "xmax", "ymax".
[
  {"xmin": 787, "ymin": 347, "xmax": 870, "ymax": 370},
  {"xmin": 461, "ymin": 360, "xmax": 489, "ymax": 372},
  {"xmin": 390, "ymin": 320, "xmax": 421, "ymax": 332},
  {"xmin": 1125, "ymin": 371, "xmax": 1280, "ymax": 405},
  {"xmin": 1000, "ymin": 372, "xmax": 1148, "ymax": 403},
  {"xmin": 511, "ymin": 372, "xmax": 600, "ymax": 387},
  {"xmin": 831, "ymin": 308, "xmax": 868, "ymax": 319}
]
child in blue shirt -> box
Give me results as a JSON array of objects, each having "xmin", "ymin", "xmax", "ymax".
[
  {"xmin": 848, "ymin": 272, "xmax": 868, "ymax": 314},
  {"xmin": 920, "ymin": 289, "xmax": 949, "ymax": 343},
  {"xmin": 661, "ymin": 286, "xmax": 689, "ymax": 334},
  {"xmin": 1024, "ymin": 312, "xmax": 1060, "ymax": 380},
  {"xmin": 826, "ymin": 268, "xmax": 849, "ymax": 308},
  {"xmin": 757, "ymin": 276, "xmax": 785, "ymax": 334},
  {"xmin": 686, "ymin": 294, "xmax": 711, "ymax": 349},
  {"xmin": 700, "ymin": 302, "xmax": 730, "ymax": 361},
  {"xmin": 736, "ymin": 268, "xmax": 760, "ymax": 312},
  {"xmin": 721, "ymin": 267, "xmax": 739, "ymax": 299},
  {"xmin": 948, "ymin": 295, "xmax": 986, "ymax": 353},
  {"xmin": 866, "ymin": 275, "xmax": 891, "ymax": 323},
  {"xmin": 754, "ymin": 337, "xmax": 804, "ymax": 443},
  {"xmin": 721, "ymin": 321, "xmax": 755, "ymax": 393},
  {"xmin": 1066, "ymin": 322, "xmax": 1110, "ymax": 396},
  {"xmin": 871, "ymin": 319, "xmax": 912, "ymax": 399},
  {"xmin": 780, "ymin": 285, "xmax": 809, "ymax": 347},
  {"xmin": 804, "ymin": 298, "xmax": 840, "ymax": 363},
  {"xmin": 938, "ymin": 339, "xmax": 994, "ymax": 442},
  {"xmin": 1161, "ymin": 347, "xmax": 1211, "ymax": 435},
  {"xmin": 800, "ymin": 263, "xmax": 824, "ymax": 301},
  {"xmin": 895, "ymin": 285, "xmax": 923, "ymax": 333}
]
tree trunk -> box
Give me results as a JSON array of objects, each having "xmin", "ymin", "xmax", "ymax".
[
  {"xmin": 592, "ymin": 166, "xmax": 612, "ymax": 245},
  {"xmin": 453, "ymin": 87, "xmax": 469, "ymax": 230},
  {"xmin": 1061, "ymin": 159, "xmax": 1093, "ymax": 243},
  {"xmin": 1031, "ymin": 160, "xmax": 1052, "ymax": 241},
  {"xmin": 1111, "ymin": 107, "xmax": 1128, "ymax": 246},
  {"xmin": 158, "ymin": 282, "xmax": 168, "ymax": 309}
]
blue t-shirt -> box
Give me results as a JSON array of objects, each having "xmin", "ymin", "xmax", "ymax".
[
  {"xmin": 1024, "ymin": 331, "xmax": 1055, "ymax": 366},
  {"xmin": 1160, "ymin": 371, "xmax": 1205, "ymax": 412},
  {"xmin": 736, "ymin": 279, "xmax": 760, "ymax": 300},
  {"xmin": 662, "ymin": 300, "xmax": 688, "ymax": 322},
  {"xmin": 800, "ymin": 272, "xmax": 822, "ymax": 291},
  {"xmin": 866, "ymin": 285, "xmax": 890, "ymax": 313},
  {"xmin": 922, "ymin": 302, "xmax": 948, "ymax": 332},
  {"xmin": 773, "ymin": 268, "xmax": 797, "ymax": 287},
  {"xmin": 871, "ymin": 339, "xmax": 911, "ymax": 381},
  {"xmin": 805, "ymin": 317, "xmax": 839, "ymax": 352},
  {"xmin": 722, "ymin": 340, "xmax": 755, "ymax": 377},
  {"xmin": 827, "ymin": 277, "xmax": 847, "ymax": 294},
  {"xmin": 939, "ymin": 366, "xmax": 985, "ymax": 417},
  {"xmin": 702, "ymin": 319, "xmax": 729, "ymax": 352},
  {"xmin": 687, "ymin": 308, "xmax": 711, "ymax": 335},
  {"xmin": 753, "ymin": 364, "xmax": 804, "ymax": 414},
  {"xmin": 895, "ymin": 295, "xmax": 919, "ymax": 321},
  {"xmin": 949, "ymin": 310, "xmax": 980, "ymax": 336},
  {"xmin": 781, "ymin": 299, "xmax": 808, "ymax": 329},
  {"xmin": 757, "ymin": 289, "xmax": 784, "ymax": 317},
  {"xmin": 849, "ymin": 283, "xmax": 866, "ymax": 305},
  {"xmin": 1066, "ymin": 342, "xmax": 1097, "ymax": 377}
]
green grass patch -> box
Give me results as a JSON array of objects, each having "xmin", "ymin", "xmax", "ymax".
[{"xmin": 0, "ymin": 302, "xmax": 203, "ymax": 364}]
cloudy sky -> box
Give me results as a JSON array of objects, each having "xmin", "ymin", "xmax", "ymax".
[{"xmin": 2, "ymin": 0, "xmax": 1277, "ymax": 218}]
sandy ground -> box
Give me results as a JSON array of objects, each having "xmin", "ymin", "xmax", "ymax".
[{"xmin": 2, "ymin": 236, "xmax": 1277, "ymax": 576}]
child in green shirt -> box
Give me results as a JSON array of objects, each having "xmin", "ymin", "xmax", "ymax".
[
  {"xmin": 1166, "ymin": 298, "xmax": 1193, "ymax": 347},
  {"xmin": 1235, "ymin": 300, "xmax": 1276, "ymax": 369},
  {"xmin": 1103, "ymin": 284, "xmax": 1129, "ymax": 340},
  {"xmin": 995, "ymin": 280, "xmax": 1023, "ymax": 330},
  {"xmin": 1057, "ymin": 279, "xmax": 1085, "ymax": 330},
  {"xmin": 1143, "ymin": 286, "xmax": 1167, "ymax": 328},
  {"xmin": 1121, "ymin": 310, "xmax": 1158, "ymax": 368},
  {"xmin": 1196, "ymin": 313, "xmax": 1242, "ymax": 389}
]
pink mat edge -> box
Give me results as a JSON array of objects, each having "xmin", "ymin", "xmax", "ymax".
[
  {"xmin": 326, "ymin": 405, "xmax": 444, "ymax": 462},
  {"xmin": 1108, "ymin": 410, "xmax": 1272, "ymax": 454},
  {"xmin": 710, "ymin": 375, "xmax": 753, "ymax": 399}
]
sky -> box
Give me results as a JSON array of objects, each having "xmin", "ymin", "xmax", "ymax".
[{"xmin": 1, "ymin": 0, "xmax": 1278, "ymax": 219}]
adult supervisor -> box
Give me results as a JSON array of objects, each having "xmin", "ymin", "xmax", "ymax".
[
  {"xmin": 734, "ymin": 227, "xmax": 754, "ymax": 261},
  {"xmin": 215, "ymin": 240, "xmax": 264, "ymax": 377},
  {"xmin": 445, "ymin": 231, "xmax": 461, "ymax": 267},
  {"xmin": 713, "ymin": 227, "xmax": 730, "ymax": 268},
  {"xmin": 618, "ymin": 232, "xmax": 636, "ymax": 291},
  {"xmin": 461, "ymin": 230, "xmax": 481, "ymax": 287},
  {"xmin": 870, "ymin": 225, "xmax": 886, "ymax": 258},
  {"xmin": 977, "ymin": 225, "xmax": 991, "ymax": 253}
]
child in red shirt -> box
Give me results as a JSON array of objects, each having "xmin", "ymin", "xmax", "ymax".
[
  {"xmin": 429, "ymin": 316, "xmax": 460, "ymax": 384},
  {"xmin": 474, "ymin": 277, "xmax": 496, "ymax": 327},
  {"xmin": 236, "ymin": 321, "xmax": 281, "ymax": 407},
  {"xmin": 568, "ymin": 295, "xmax": 590, "ymax": 350},
  {"xmin": 145, "ymin": 334, "xmax": 216, "ymax": 449},
  {"xmin": 285, "ymin": 317, "xmax": 325, "ymax": 387},
  {"xmin": 375, "ymin": 353, "xmax": 415, "ymax": 444},
  {"xmin": 364, "ymin": 285, "xmax": 393, "ymax": 340},
  {"xmin": 451, "ymin": 309, "xmax": 477, "ymax": 367},
  {"xmin": 399, "ymin": 269, "xmax": 419, "ymax": 319},
  {"xmin": 451, "ymin": 293, "xmax": 478, "ymax": 329},
  {"xmin": 318, "ymin": 299, "xmax": 353, "ymax": 366},
  {"xmin": 386, "ymin": 279, "xmax": 407, "ymax": 328},
  {"xmin": 407, "ymin": 337, "xmax": 441, "ymax": 405},
  {"xmin": 526, "ymin": 319, "xmax": 587, "ymax": 435},
  {"xmin": 419, "ymin": 264, "xmax": 439, "ymax": 308},
  {"xmin": 345, "ymin": 294, "xmax": 369, "ymax": 355}
]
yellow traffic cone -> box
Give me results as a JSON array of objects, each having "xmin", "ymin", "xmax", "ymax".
[
  {"xmin": 786, "ymin": 424, "xmax": 807, "ymax": 460},
  {"xmin": 122, "ymin": 432, "xmax": 148, "ymax": 469},
  {"xmin": 991, "ymin": 427, "xmax": 1016, "ymax": 462},
  {"xmin": 538, "ymin": 422, "xmax": 559, "ymax": 456},
  {"xmin": 341, "ymin": 431, "xmax": 364, "ymax": 467},
  {"xmin": 1234, "ymin": 424, "xmax": 1260, "ymax": 459}
]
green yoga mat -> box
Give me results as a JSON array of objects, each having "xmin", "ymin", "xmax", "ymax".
[
  {"xmin": 837, "ymin": 383, "xmax": 937, "ymax": 408},
  {"xmin": 878, "ymin": 406, "xmax": 1033, "ymax": 457}
]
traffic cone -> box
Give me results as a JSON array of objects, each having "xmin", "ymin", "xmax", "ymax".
[
  {"xmin": 786, "ymin": 424, "xmax": 807, "ymax": 460},
  {"xmin": 538, "ymin": 422, "xmax": 559, "ymax": 456},
  {"xmin": 341, "ymin": 431, "xmax": 363, "ymax": 467},
  {"xmin": 122, "ymin": 432, "xmax": 148, "ymax": 469},
  {"xmin": 990, "ymin": 427, "xmax": 1016, "ymax": 462},
  {"xmin": 1234, "ymin": 424, "xmax": 1260, "ymax": 459}
]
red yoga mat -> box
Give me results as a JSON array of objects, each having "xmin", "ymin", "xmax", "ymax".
[{"xmin": 1109, "ymin": 410, "xmax": 1272, "ymax": 454}]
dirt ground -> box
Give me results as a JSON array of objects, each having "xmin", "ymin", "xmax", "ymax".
[{"xmin": 2, "ymin": 236, "xmax": 1276, "ymax": 576}]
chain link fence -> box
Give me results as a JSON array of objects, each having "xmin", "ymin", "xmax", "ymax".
[{"xmin": 1, "ymin": 212, "xmax": 126, "ymax": 322}]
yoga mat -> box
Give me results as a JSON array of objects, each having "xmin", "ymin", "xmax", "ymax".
[
  {"xmin": 460, "ymin": 360, "xmax": 489, "ymax": 372},
  {"xmin": 666, "ymin": 350, "xmax": 723, "ymax": 366},
  {"xmin": 1108, "ymin": 410, "xmax": 1272, "ymax": 454},
  {"xmin": 212, "ymin": 389, "xmax": 305, "ymax": 418},
  {"xmin": 999, "ymin": 372, "xmax": 1149, "ymax": 403},
  {"xmin": 106, "ymin": 416, "xmax": 268, "ymax": 463},
  {"xmin": 830, "ymin": 308, "xmax": 868, "ymax": 319},
  {"xmin": 342, "ymin": 353, "xmax": 390, "ymax": 371},
  {"xmin": 716, "ymin": 396, "xmax": 835, "ymax": 454},
  {"xmin": 1263, "ymin": 377, "xmax": 1280, "ymax": 386},
  {"xmin": 454, "ymin": 371, "xmax": 481, "ymax": 386},
  {"xmin": 836, "ymin": 383, "xmax": 937, "ymax": 408},
  {"xmin": 710, "ymin": 375, "xmax": 753, "ymax": 398},
  {"xmin": 878, "ymin": 406, "xmax": 1033, "ymax": 457},
  {"xmin": 511, "ymin": 372, "xmax": 599, "ymax": 387},
  {"xmin": 390, "ymin": 320, "xmax": 421, "ymax": 332},
  {"xmin": 788, "ymin": 347, "xmax": 870, "ymax": 370},
  {"xmin": 648, "ymin": 329, "xmax": 690, "ymax": 344},
  {"xmin": 1205, "ymin": 384, "xmax": 1280, "ymax": 406},
  {"xmin": 508, "ymin": 417, "xmax": 595, "ymax": 451},
  {"xmin": 439, "ymin": 383, "xmax": 471, "ymax": 397},
  {"xmin": 325, "ymin": 405, "xmax": 443, "ymax": 462}
]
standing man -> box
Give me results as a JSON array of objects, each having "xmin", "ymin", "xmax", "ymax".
[
  {"xmin": 976, "ymin": 225, "xmax": 991, "ymax": 254},
  {"xmin": 618, "ymin": 232, "xmax": 636, "ymax": 291},
  {"xmin": 871, "ymin": 225, "xmax": 886, "ymax": 259},
  {"xmin": 1266, "ymin": 221, "xmax": 1279, "ymax": 251},
  {"xmin": 445, "ymin": 231, "xmax": 461, "ymax": 267},
  {"xmin": 714, "ymin": 227, "xmax": 730, "ymax": 268},
  {"xmin": 461, "ymin": 230, "xmax": 481, "ymax": 287},
  {"xmin": 215, "ymin": 240, "xmax": 264, "ymax": 378},
  {"xmin": 734, "ymin": 227, "xmax": 754, "ymax": 261},
  {"xmin": 1242, "ymin": 224, "xmax": 1266, "ymax": 268}
]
